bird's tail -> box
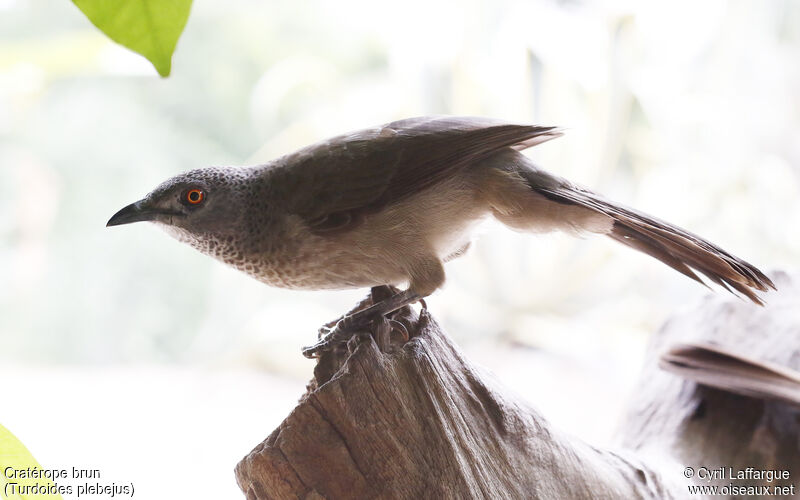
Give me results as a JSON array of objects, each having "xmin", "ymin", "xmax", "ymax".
[{"xmin": 532, "ymin": 182, "xmax": 775, "ymax": 305}]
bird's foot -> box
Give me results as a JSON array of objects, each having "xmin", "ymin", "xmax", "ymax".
[
  {"xmin": 302, "ymin": 314, "xmax": 371, "ymax": 358},
  {"xmin": 302, "ymin": 285, "xmax": 422, "ymax": 359}
]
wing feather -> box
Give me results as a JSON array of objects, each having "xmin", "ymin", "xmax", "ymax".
[{"xmin": 272, "ymin": 116, "xmax": 561, "ymax": 234}]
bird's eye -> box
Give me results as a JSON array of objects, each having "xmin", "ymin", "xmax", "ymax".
[{"xmin": 185, "ymin": 189, "xmax": 205, "ymax": 205}]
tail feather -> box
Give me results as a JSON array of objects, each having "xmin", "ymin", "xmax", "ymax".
[
  {"xmin": 535, "ymin": 184, "xmax": 775, "ymax": 305},
  {"xmin": 608, "ymin": 222, "xmax": 705, "ymax": 286}
]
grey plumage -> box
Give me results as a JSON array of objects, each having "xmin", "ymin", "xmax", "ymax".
[{"xmin": 107, "ymin": 115, "xmax": 774, "ymax": 315}]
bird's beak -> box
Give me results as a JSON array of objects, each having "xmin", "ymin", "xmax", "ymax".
[{"xmin": 106, "ymin": 199, "xmax": 158, "ymax": 227}]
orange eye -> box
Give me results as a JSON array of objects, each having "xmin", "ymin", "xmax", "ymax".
[{"xmin": 186, "ymin": 189, "xmax": 205, "ymax": 205}]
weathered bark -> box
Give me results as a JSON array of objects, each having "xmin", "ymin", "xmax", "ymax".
[
  {"xmin": 618, "ymin": 270, "xmax": 800, "ymax": 495},
  {"xmin": 235, "ymin": 291, "xmax": 674, "ymax": 499},
  {"xmin": 237, "ymin": 272, "xmax": 800, "ymax": 499}
]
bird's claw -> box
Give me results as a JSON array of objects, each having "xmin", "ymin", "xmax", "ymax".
[
  {"xmin": 302, "ymin": 315, "xmax": 366, "ymax": 358},
  {"xmin": 301, "ymin": 339, "xmax": 331, "ymax": 359}
]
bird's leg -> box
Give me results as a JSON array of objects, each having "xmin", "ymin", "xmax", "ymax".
[{"xmin": 302, "ymin": 288, "xmax": 422, "ymax": 358}]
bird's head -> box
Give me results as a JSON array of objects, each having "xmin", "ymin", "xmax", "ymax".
[{"xmin": 106, "ymin": 167, "xmax": 249, "ymax": 245}]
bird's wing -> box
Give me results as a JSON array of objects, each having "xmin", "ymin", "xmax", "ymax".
[{"xmin": 272, "ymin": 116, "xmax": 561, "ymax": 234}]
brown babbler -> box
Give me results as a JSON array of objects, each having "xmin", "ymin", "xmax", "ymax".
[{"xmin": 107, "ymin": 116, "xmax": 774, "ymax": 356}]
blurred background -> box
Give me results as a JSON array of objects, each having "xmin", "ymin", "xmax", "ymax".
[{"xmin": 1, "ymin": 0, "xmax": 798, "ymax": 497}]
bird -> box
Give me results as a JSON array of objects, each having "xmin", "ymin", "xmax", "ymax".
[{"xmin": 107, "ymin": 116, "xmax": 775, "ymax": 357}]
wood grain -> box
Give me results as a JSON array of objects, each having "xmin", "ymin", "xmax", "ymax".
[
  {"xmin": 237, "ymin": 273, "xmax": 800, "ymax": 499},
  {"xmin": 236, "ymin": 293, "xmax": 672, "ymax": 499}
]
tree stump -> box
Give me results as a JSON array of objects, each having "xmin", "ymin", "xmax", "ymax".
[
  {"xmin": 236, "ymin": 273, "xmax": 800, "ymax": 499},
  {"xmin": 235, "ymin": 290, "xmax": 674, "ymax": 499}
]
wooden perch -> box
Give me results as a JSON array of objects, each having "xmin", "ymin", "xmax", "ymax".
[
  {"xmin": 235, "ymin": 289, "xmax": 674, "ymax": 499},
  {"xmin": 237, "ymin": 272, "xmax": 800, "ymax": 499}
]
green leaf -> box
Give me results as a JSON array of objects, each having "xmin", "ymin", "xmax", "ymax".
[
  {"xmin": 0, "ymin": 423, "xmax": 63, "ymax": 499},
  {"xmin": 72, "ymin": 0, "xmax": 193, "ymax": 77}
]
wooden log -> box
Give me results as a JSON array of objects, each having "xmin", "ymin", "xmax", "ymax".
[{"xmin": 235, "ymin": 289, "xmax": 675, "ymax": 499}]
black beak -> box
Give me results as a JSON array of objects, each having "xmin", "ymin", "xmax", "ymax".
[{"xmin": 106, "ymin": 200, "xmax": 158, "ymax": 227}]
